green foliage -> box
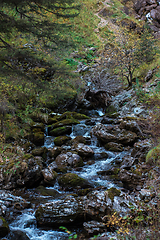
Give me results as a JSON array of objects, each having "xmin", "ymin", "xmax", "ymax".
[
  {"xmin": 59, "ymin": 226, "xmax": 77, "ymax": 239},
  {"xmin": 104, "ymin": 24, "xmax": 157, "ymax": 86}
]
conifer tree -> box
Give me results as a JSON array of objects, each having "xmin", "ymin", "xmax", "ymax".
[{"xmin": 0, "ymin": 0, "xmax": 80, "ymax": 73}]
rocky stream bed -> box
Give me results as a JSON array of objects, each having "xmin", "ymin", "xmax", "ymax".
[{"xmin": 0, "ymin": 70, "xmax": 160, "ymax": 240}]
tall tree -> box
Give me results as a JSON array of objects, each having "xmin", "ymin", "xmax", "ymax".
[
  {"xmin": 104, "ymin": 24, "xmax": 157, "ymax": 87},
  {"xmin": 0, "ymin": 0, "xmax": 80, "ymax": 73}
]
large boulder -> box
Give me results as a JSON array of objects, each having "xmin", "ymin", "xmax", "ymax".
[
  {"xmin": 55, "ymin": 152, "xmax": 84, "ymax": 170},
  {"xmin": 85, "ymin": 89, "xmax": 111, "ymax": 108},
  {"xmin": 49, "ymin": 126, "xmax": 72, "ymax": 136},
  {"xmin": 42, "ymin": 168, "xmax": 58, "ymax": 186},
  {"xmin": 35, "ymin": 196, "xmax": 84, "ymax": 227},
  {"xmin": 58, "ymin": 173, "xmax": 92, "ymax": 190},
  {"xmin": 118, "ymin": 169, "xmax": 143, "ymax": 189},
  {"xmin": 74, "ymin": 143, "xmax": 94, "ymax": 157},
  {"xmin": 35, "ymin": 190, "xmax": 136, "ymax": 228},
  {"xmin": 0, "ymin": 190, "xmax": 30, "ymax": 222},
  {"xmin": 54, "ymin": 136, "xmax": 71, "ymax": 146},
  {"xmin": 92, "ymin": 124, "xmax": 138, "ymax": 146},
  {"xmin": 0, "ymin": 156, "xmax": 43, "ymax": 189}
]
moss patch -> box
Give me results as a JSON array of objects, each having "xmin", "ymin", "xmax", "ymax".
[
  {"xmin": 146, "ymin": 144, "xmax": 160, "ymax": 166},
  {"xmin": 58, "ymin": 173, "xmax": 86, "ymax": 188},
  {"xmin": 54, "ymin": 136, "xmax": 71, "ymax": 146}
]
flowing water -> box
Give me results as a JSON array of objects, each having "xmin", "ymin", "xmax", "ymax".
[{"xmin": 5, "ymin": 111, "xmax": 127, "ymax": 240}]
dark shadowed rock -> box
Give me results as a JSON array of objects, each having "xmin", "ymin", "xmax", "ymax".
[
  {"xmin": 83, "ymin": 221, "xmax": 106, "ymax": 236},
  {"xmin": 74, "ymin": 143, "xmax": 94, "ymax": 157},
  {"xmin": 0, "ymin": 217, "xmax": 9, "ymax": 238},
  {"xmin": 35, "ymin": 196, "xmax": 83, "ymax": 226}
]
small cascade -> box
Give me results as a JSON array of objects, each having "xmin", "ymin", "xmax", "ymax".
[{"xmin": 9, "ymin": 209, "xmax": 68, "ymax": 240}]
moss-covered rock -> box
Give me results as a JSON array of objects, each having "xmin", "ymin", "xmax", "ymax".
[
  {"xmin": 50, "ymin": 118, "xmax": 80, "ymax": 130},
  {"xmin": 35, "ymin": 186, "xmax": 61, "ymax": 197},
  {"xmin": 107, "ymin": 187, "xmax": 121, "ymax": 202},
  {"xmin": 31, "ymin": 147, "xmax": 48, "ymax": 158},
  {"xmin": 105, "ymin": 105, "xmax": 119, "ymax": 118},
  {"xmin": 48, "ymin": 146, "xmax": 62, "ymax": 159},
  {"xmin": 58, "ymin": 173, "xmax": 91, "ymax": 189},
  {"xmin": 0, "ymin": 217, "xmax": 10, "ymax": 238},
  {"xmin": 105, "ymin": 142, "xmax": 123, "ymax": 152},
  {"xmin": 57, "ymin": 111, "xmax": 90, "ymax": 121},
  {"xmin": 146, "ymin": 144, "xmax": 160, "ymax": 165},
  {"xmin": 54, "ymin": 136, "xmax": 71, "ymax": 146},
  {"xmin": 30, "ymin": 122, "xmax": 45, "ymax": 132},
  {"xmin": 49, "ymin": 126, "xmax": 72, "ymax": 136},
  {"xmin": 32, "ymin": 131, "xmax": 44, "ymax": 146}
]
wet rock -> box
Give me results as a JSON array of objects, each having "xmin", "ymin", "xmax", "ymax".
[
  {"xmin": 112, "ymin": 196, "xmax": 133, "ymax": 216},
  {"xmin": 118, "ymin": 169, "xmax": 142, "ymax": 189},
  {"xmin": 133, "ymin": 107, "xmax": 145, "ymax": 116},
  {"xmin": 85, "ymin": 119, "xmax": 96, "ymax": 125},
  {"xmin": 31, "ymin": 147, "xmax": 48, "ymax": 158},
  {"xmin": 92, "ymin": 124, "xmax": 137, "ymax": 146},
  {"xmin": 0, "ymin": 217, "xmax": 9, "ymax": 237},
  {"xmin": 58, "ymin": 111, "xmax": 90, "ymax": 121},
  {"xmin": 58, "ymin": 173, "xmax": 92, "ymax": 189},
  {"xmin": 54, "ymin": 136, "xmax": 71, "ymax": 146},
  {"xmin": 49, "ymin": 119, "xmax": 80, "ymax": 130},
  {"xmin": 110, "ymin": 89, "xmax": 134, "ymax": 112},
  {"xmin": 0, "ymin": 190, "xmax": 30, "ymax": 222},
  {"xmin": 42, "ymin": 168, "xmax": 58, "ymax": 185},
  {"xmin": 105, "ymin": 142, "xmax": 123, "ymax": 152},
  {"xmin": 7, "ymin": 230, "xmax": 31, "ymax": 240},
  {"xmin": 82, "ymin": 191, "xmax": 112, "ymax": 221},
  {"xmin": 48, "ymin": 146, "xmax": 62, "ymax": 159},
  {"xmin": 119, "ymin": 120, "xmax": 143, "ymax": 136},
  {"xmin": 74, "ymin": 143, "xmax": 94, "ymax": 157},
  {"xmin": 120, "ymin": 156, "xmax": 136, "ymax": 169},
  {"xmin": 35, "ymin": 186, "xmax": 61, "ymax": 197},
  {"xmin": 101, "ymin": 117, "xmax": 115, "ymax": 124},
  {"xmin": 83, "ymin": 221, "xmax": 106, "ymax": 236},
  {"xmin": 55, "ymin": 152, "xmax": 84, "ymax": 170},
  {"xmin": 131, "ymin": 139, "xmax": 152, "ymax": 162},
  {"xmin": 71, "ymin": 136, "xmax": 87, "ymax": 145},
  {"xmin": 49, "ymin": 126, "xmax": 72, "ymax": 136},
  {"xmin": 139, "ymin": 189, "xmax": 155, "ymax": 202},
  {"xmin": 35, "ymin": 196, "xmax": 83, "ymax": 226},
  {"xmin": 145, "ymin": 69, "xmax": 153, "ymax": 82}
]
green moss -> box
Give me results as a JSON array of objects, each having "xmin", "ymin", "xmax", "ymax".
[
  {"xmin": 105, "ymin": 105, "xmax": 119, "ymax": 118},
  {"xmin": 107, "ymin": 187, "xmax": 121, "ymax": 202},
  {"xmin": 35, "ymin": 186, "xmax": 60, "ymax": 197},
  {"xmin": 58, "ymin": 173, "xmax": 86, "ymax": 188},
  {"xmin": 146, "ymin": 144, "xmax": 160, "ymax": 165},
  {"xmin": 32, "ymin": 131, "xmax": 44, "ymax": 146},
  {"xmin": 50, "ymin": 126, "xmax": 72, "ymax": 136},
  {"xmin": 51, "ymin": 118, "xmax": 80, "ymax": 130},
  {"xmin": 54, "ymin": 136, "xmax": 71, "ymax": 146},
  {"xmin": 23, "ymin": 154, "xmax": 33, "ymax": 159}
]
